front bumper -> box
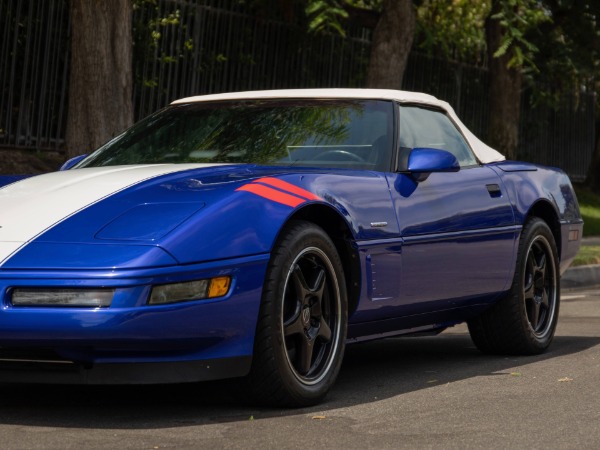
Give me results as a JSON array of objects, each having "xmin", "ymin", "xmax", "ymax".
[
  {"xmin": 0, "ymin": 352, "xmax": 252, "ymax": 384},
  {"xmin": 0, "ymin": 253, "xmax": 269, "ymax": 383}
]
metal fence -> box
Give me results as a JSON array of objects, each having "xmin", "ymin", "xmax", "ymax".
[
  {"xmin": 0, "ymin": 0, "xmax": 595, "ymax": 181},
  {"xmin": 132, "ymin": 0, "xmax": 371, "ymax": 119},
  {"xmin": 0, "ymin": 0, "xmax": 70, "ymax": 151},
  {"xmin": 520, "ymin": 93, "xmax": 596, "ymax": 182},
  {"xmin": 401, "ymin": 52, "xmax": 596, "ymax": 182}
]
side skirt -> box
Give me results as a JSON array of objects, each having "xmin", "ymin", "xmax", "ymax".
[{"xmin": 347, "ymin": 303, "xmax": 492, "ymax": 344}]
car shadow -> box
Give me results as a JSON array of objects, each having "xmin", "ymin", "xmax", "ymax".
[{"xmin": 0, "ymin": 332, "xmax": 597, "ymax": 429}]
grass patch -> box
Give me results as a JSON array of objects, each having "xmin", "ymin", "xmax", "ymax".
[
  {"xmin": 573, "ymin": 245, "xmax": 600, "ymax": 267},
  {"xmin": 575, "ymin": 187, "xmax": 600, "ymax": 237},
  {"xmin": 571, "ymin": 187, "xmax": 600, "ymax": 266}
]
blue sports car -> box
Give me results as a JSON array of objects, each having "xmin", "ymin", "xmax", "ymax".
[{"xmin": 0, "ymin": 89, "xmax": 583, "ymax": 406}]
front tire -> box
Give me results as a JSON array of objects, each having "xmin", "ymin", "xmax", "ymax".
[
  {"xmin": 468, "ymin": 218, "xmax": 560, "ymax": 355},
  {"xmin": 245, "ymin": 221, "xmax": 347, "ymax": 407}
]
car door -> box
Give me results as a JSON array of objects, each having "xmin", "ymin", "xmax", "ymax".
[{"xmin": 385, "ymin": 105, "xmax": 517, "ymax": 313}]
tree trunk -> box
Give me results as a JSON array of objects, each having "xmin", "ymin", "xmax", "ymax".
[
  {"xmin": 486, "ymin": 2, "xmax": 522, "ymax": 160},
  {"xmin": 585, "ymin": 120, "xmax": 600, "ymax": 192},
  {"xmin": 366, "ymin": 0, "xmax": 415, "ymax": 89},
  {"xmin": 66, "ymin": 0, "xmax": 133, "ymax": 158}
]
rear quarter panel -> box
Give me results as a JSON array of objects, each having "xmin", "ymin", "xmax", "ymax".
[{"xmin": 489, "ymin": 162, "xmax": 583, "ymax": 273}]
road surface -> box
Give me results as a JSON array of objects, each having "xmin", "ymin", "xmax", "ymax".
[{"xmin": 0, "ymin": 287, "xmax": 599, "ymax": 448}]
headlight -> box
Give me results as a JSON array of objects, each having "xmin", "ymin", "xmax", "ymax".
[
  {"xmin": 11, "ymin": 289, "xmax": 114, "ymax": 307},
  {"xmin": 149, "ymin": 276, "xmax": 231, "ymax": 305}
]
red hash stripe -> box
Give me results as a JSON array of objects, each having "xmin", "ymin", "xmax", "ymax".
[
  {"xmin": 236, "ymin": 183, "xmax": 305, "ymax": 207},
  {"xmin": 254, "ymin": 177, "xmax": 321, "ymax": 201}
]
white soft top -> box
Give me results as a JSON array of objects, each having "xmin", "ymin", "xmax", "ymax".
[{"xmin": 172, "ymin": 88, "xmax": 505, "ymax": 164}]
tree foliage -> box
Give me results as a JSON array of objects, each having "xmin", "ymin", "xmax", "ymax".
[
  {"xmin": 415, "ymin": 1, "xmax": 598, "ymax": 99},
  {"xmin": 305, "ymin": 0, "xmax": 382, "ymax": 35},
  {"xmin": 306, "ymin": 1, "xmax": 350, "ymax": 35},
  {"xmin": 414, "ymin": 0, "xmax": 550, "ymax": 69},
  {"xmin": 533, "ymin": 1, "xmax": 600, "ymax": 104},
  {"xmin": 415, "ymin": 0, "xmax": 490, "ymax": 62},
  {"xmin": 489, "ymin": 0, "xmax": 549, "ymax": 70}
]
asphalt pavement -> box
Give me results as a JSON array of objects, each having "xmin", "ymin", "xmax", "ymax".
[
  {"xmin": 0, "ymin": 239, "xmax": 596, "ymax": 449},
  {"xmin": 0, "ymin": 286, "xmax": 599, "ymax": 449}
]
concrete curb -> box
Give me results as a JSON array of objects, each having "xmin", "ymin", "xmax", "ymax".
[
  {"xmin": 562, "ymin": 265, "xmax": 600, "ymax": 289},
  {"xmin": 563, "ymin": 237, "xmax": 600, "ymax": 289}
]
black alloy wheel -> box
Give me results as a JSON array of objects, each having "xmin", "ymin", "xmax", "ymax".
[
  {"xmin": 281, "ymin": 247, "xmax": 341, "ymax": 385},
  {"xmin": 244, "ymin": 220, "xmax": 347, "ymax": 407},
  {"xmin": 522, "ymin": 235, "xmax": 557, "ymax": 338},
  {"xmin": 468, "ymin": 217, "xmax": 560, "ymax": 355}
]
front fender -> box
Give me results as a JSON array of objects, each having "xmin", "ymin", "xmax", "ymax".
[{"xmin": 161, "ymin": 172, "xmax": 399, "ymax": 264}]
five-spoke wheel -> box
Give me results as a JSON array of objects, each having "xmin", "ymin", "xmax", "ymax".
[
  {"xmin": 245, "ymin": 221, "xmax": 347, "ymax": 406},
  {"xmin": 523, "ymin": 235, "xmax": 557, "ymax": 338},
  {"xmin": 468, "ymin": 217, "xmax": 560, "ymax": 355},
  {"xmin": 282, "ymin": 247, "xmax": 341, "ymax": 385}
]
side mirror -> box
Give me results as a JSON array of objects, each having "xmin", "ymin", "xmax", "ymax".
[
  {"xmin": 59, "ymin": 154, "xmax": 88, "ymax": 171},
  {"xmin": 406, "ymin": 148, "xmax": 459, "ymax": 182}
]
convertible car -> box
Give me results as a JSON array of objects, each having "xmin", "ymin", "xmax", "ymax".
[{"xmin": 0, "ymin": 89, "xmax": 583, "ymax": 406}]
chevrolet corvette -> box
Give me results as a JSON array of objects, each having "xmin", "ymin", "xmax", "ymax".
[{"xmin": 0, "ymin": 89, "xmax": 583, "ymax": 406}]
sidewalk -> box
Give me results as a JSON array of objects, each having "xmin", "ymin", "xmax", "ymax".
[
  {"xmin": 562, "ymin": 237, "xmax": 600, "ymax": 289},
  {"xmin": 582, "ymin": 237, "xmax": 600, "ymax": 246}
]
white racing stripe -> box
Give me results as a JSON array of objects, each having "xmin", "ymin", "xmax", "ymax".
[{"xmin": 0, "ymin": 164, "xmax": 225, "ymax": 266}]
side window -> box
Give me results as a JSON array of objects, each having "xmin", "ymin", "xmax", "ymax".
[{"xmin": 398, "ymin": 106, "xmax": 478, "ymax": 168}]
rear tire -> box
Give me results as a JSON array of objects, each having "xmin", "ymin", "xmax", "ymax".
[
  {"xmin": 468, "ymin": 218, "xmax": 560, "ymax": 355},
  {"xmin": 244, "ymin": 220, "xmax": 347, "ymax": 407}
]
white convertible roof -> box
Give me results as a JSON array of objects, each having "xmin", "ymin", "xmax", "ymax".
[{"xmin": 172, "ymin": 88, "xmax": 505, "ymax": 164}]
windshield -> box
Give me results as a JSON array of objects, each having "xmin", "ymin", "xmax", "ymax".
[{"xmin": 77, "ymin": 99, "xmax": 394, "ymax": 171}]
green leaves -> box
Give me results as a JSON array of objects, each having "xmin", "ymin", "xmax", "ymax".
[
  {"xmin": 492, "ymin": 36, "xmax": 513, "ymax": 59},
  {"xmin": 415, "ymin": 0, "xmax": 550, "ymax": 69},
  {"xmin": 415, "ymin": 0, "xmax": 490, "ymax": 61},
  {"xmin": 490, "ymin": 0, "xmax": 549, "ymax": 71},
  {"xmin": 306, "ymin": 0, "xmax": 349, "ymax": 36}
]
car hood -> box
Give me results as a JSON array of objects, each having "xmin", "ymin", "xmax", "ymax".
[
  {"xmin": 0, "ymin": 163, "xmax": 252, "ymax": 267},
  {"xmin": 0, "ymin": 163, "xmax": 397, "ymax": 270}
]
